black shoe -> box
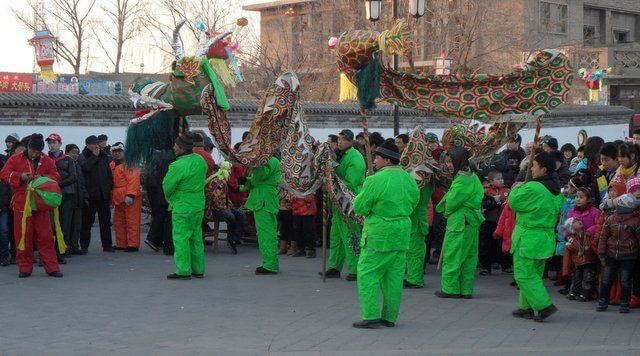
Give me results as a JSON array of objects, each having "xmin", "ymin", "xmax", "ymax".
[
  {"xmin": 103, "ymin": 247, "xmax": 115, "ymax": 253},
  {"xmin": 293, "ymin": 250, "xmax": 306, "ymax": 257},
  {"xmin": 114, "ymin": 246, "xmax": 126, "ymax": 251},
  {"xmin": 479, "ymin": 268, "xmax": 491, "ymax": 276},
  {"xmin": 255, "ymin": 266, "xmax": 277, "ymax": 275},
  {"xmin": 306, "ymin": 249, "xmax": 316, "ymax": 258},
  {"xmin": 192, "ymin": 273, "xmax": 204, "ymax": 278},
  {"xmin": 125, "ymin": 247, "xmax": 139, "ymax": 252},
  {"xmin": 166, "ymin": 273, "xmax": 191, "ymax": 280},
  {"xmin": 620, "ymin": 304, "xmax": 630, "ymax": 314},
  {"xmin": 380, "ymin": 320, "xmax": 395, "ymax": 327},
  {"xmin": 596, "ymin": 299, "xmax": 608, "ymax": 312},
  {"xmin": 0, "ymin": 259, "xmax": 10, "ymax": 267},
  {"xmin": 318, "ymin": 268, "xmax": 341, "ymax": 278},
  {"xmin": 566, "ymin": 293, "xmax": 576, "ymax": 300},
  {"xmin": 434, "ymin": 290, "xmax": 461, "ymax": 299},
  {"xmin": 227, "ymin": 241, "xmax": 238, "ymax": 255},
  {"xmin": 144, "ymin": 239, "xmax": 161, "ymax": 252},
  {"xmin": 345, "ymin": 274, "xmax": 357, "ymax": 281},
  {"xmin": 577, "ymin": 295, "xmax": 592, "ymax": 302},
  {"xmin": 403, "ymin": 280, "xmax": 424, "ymax": 289},
  {"xmin": 461, "ymin": 295, "xmax": 473, "ymax": 299},
  {"xmin": 509, "ymin": 280, "xmax": 518, "ymax": 287},
  {"xmin": 352, "ymin": 319, "xmax": 381, "ymax": 329},
  {"xmin": 18, "ymin": 272, "xmax": 31, "ymax": 278},
  {"xmin": 512, "ymin": 308, "xmax": 534, "ymax": 319},
  {"xmin": 203, "ymin": 240, "xmax": 214, "ymax": 246},
  {"xmin": 558, "ymin": 288, "xmax": 568, "ymax": 295},
  {"xmin": 533, "ymin": 304, "xmax": 558, "ymax": 322},
  {"xmin": 57, "ymin": 257, "xmax": 67, "ymax": 265},
  {"xmin": 48, "ymin": 271, "xmax": 63, "ymax": 278}
]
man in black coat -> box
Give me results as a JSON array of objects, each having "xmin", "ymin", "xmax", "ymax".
[
  {"xmin": 65, "ymin": 144, "xmax": 88, "ymax": 254},
  {"xmin": 143, "ymin": 150, "xmax": 174, "ymax": 255},
  {"xmin": 78, "ymin": 135, "xmax": 114, "ymax": 253},
  {"xmin": 46, "ymin": 134, "xmax": 77, "ymax": 261}
]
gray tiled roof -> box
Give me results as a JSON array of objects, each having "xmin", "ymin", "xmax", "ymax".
[{"xmin": 0, "ymin": 93, "xmax": 634, "ymax": 117}]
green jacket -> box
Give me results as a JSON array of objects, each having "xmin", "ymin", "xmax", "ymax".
[
  {"xmin": 162, "ymin": 153, "xmax": 207, "ymax": 213},
  {"xmin": 411, "ymin": 183, "xmax": 433, "ymax": 236},
  {"xmin": 335, "ymin": 147, "xmax": 366, "ymax": 194},
  {"xmin": 435, "ymin": 171, "xmax": 484, "ymax": 232},
  {"xmin": 508, "ymin": 181, "xmax": 563, "ymax": 259},
  {"xmin": 241, "ymin": 157, "xmax": 281, "ymax": 213},
  {"xmin": 353, "ymin": 166, "xmax": 419, "ymax": 251}
]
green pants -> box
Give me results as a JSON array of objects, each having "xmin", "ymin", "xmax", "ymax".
[
  {"xmin": 328, "ymin": 209, "xmax": 359, "ymax": 275},
  {"xmin": 357, "ymin": 249, "xmax": 406, "ymax": 322},
  {"xmin": 513, "ymin": 252, "xmax": 552, "ymax": 312},
  {"xmin": 405, "ymin": 230, "xmax": 427, "ymax": 286},
  {"xmin": 254, "ymin": 209, "xmax": 278, "ymax": 272},
  {"xmin": 440, "ymin": 225, "xmax": 478, "ymax": 295},
  {"xmin": 172, "ymin": 212, "xmax": 205, "ymax": 276}
]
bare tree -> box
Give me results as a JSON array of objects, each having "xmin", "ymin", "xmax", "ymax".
[
  {"xmin": 93, "ymin": 0, "xmax": 145, "ymax": 73},
  {"xmin": 13, "ymin": 0, "xmax": 98, "ymax": 75}
]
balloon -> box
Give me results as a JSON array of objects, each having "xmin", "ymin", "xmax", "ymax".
[{"xmin": 236, "ymin": 18, "xmax": 249, "ymax": 27}]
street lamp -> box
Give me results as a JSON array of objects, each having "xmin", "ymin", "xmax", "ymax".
[
  {"xmin": 409, "ymin": 0, "xmax": 426, "ymax": 18},
  {"xmin": 365, "ymin": 0, "xmax": 382, "ymax": 22}
]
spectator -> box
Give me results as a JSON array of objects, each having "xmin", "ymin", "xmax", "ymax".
[
  {"xmin": 560, "ymin": 143, "xmax": 577, "ymax": 167},
  {"xmin": 204, "ymin": 161, "xmax": 243, "ymax": 254},
  {"xmin": 97, "ymin": 134, "xmax": 111, "ymax": 160},
  {"xmin": 5, "ymin": 133, "xmax": 19, "ymax": 156},
  {"xmin": 395, "ymin": 134, "xmax": 409, "ymax": 154},
  {"xmin": 479, "ymin": 170, "xmax": 511, "ymax": 276},
  {"xmin": 0, "ymin": 134, "xmax": 62, "ymax": 278},
  {"xmin": 291, "ymin": 194, "xmax": 317, "ymax": 257},
  {"xmin": 227, "ymin": 143, "xmax": 248, "ymax": 207},
  {"xmin": 144, "ymin": 150, "xmax": 174, "ymax": 255},
  {"xmin": 46, "ymin": 133, "xmax": 77, "ymax": 263},
  {"xmin": 110, "ymin": 143, "xmax": 142, "ymax": 252},
  {"xmin": 632, "ymin": 129, "xmax": 640, "ymax": 146},
  {"xmin": 64, "ymin": 144, "xmax": 87, "ymax": 255},
  {"xmin": 426, "ymin": 133, "xmax": 445, "ymax": 163},
  {"xmin": 0, "ymin": 154, "xmax": 10, "ymax": 266},
  {"xmin": 192, "ymin": 132, "xmax": 215, "ymax": 177},
  {"xmin": 570, "ymin": 145, "xmax": 585, "ymax": 173},
  {"xmin": 277, "ymin": 189, "xmax": 294, "ymax": 255},
  {"xmin": 327, "ymin": 134, "xmax": 338, "ymax": 152},
  {"xmin": 78, "ymin": 135, "xmax": 114, "ymax": 253},
  {"xmin": 550, "ymin": 150, "xmax": 571, "ymax": 187},
  {"xmin": 595, "ymin": 142, "xmax": 619, "ymax": 201},
  {"xmin": 502, "ymin": 134, "xmax": 526, "ymax": 179},
  {"xmin": 356, "ymin": 132, "xmax": 366, "ymax": 147},
  {"xmin": 562, "ymin": 217, "xmax": 598, "ymax": 301},
  {"xmin": 369, "ymin": 132, "xmax": 384, "ymax": 152},
  {"xmin": 541, "ymin": 135, "xmax": 558, "ymax": 153}
]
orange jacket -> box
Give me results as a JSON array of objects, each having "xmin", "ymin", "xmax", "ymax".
[{"xmin": 110, "ymin": 161, "xmax": 141, "ymax": 206}]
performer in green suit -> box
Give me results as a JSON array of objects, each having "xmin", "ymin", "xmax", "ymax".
[
  {"xmin": 435, "ymin": 148, "xmax": 484, "ymax": 299},
  {"xmin": 324, "ymin": 129, "xmax": 366, "ymax": 281},
  {"xmin": 240, "ymin": 156, "xmax": 281, "ymax": 274},
  {"xmin": 404, "ymin": 181, "xmax": 434, "ymax": 288},
  {"xmin": 352, "ymin": 140, "xmax": 419, "ymax": 329},
  {"xmin": 509, "ymin": 152, "xmax": 563, "ymax": 322},
  {"xmin": 163, "ymin": 133, "xmax": 208, "ymax": 280}
]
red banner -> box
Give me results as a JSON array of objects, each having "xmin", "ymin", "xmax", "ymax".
[{"xmin": 0, "ymin": 73, "xmax": 34, "ymax": 93}]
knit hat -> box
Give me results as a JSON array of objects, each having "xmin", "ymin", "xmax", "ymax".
[
  {"xmin": 339, "ymin": 129, "xmax": 354, "ymax": 142},
  {"xmin": 563, "ymin": 217, "xmax": 579, "ymax": 235},
  {"xmin": 616, "ymin": 193, "xmax": 637, "ymax": 214},
  {"xmin": 175, "ymin": 134, "xmax": 194, "ymax": 151},
  {"xmin": 111, "ymin": 142, "xmax": 125, "ymax": 152},
  {"xmin": 626, "ymin": 176, "xmax": 640, "ymax": 194},
  {"xmin": 5, "ymin": 133, "xmax": 19, "ymax": 144},
  {"xmin": 609, "ymin": 179, "xmax": 626, "ymax": 197},
  {"xmin": 541, "ymin": 135, "xmax": 558, "ymax": 150},
  {"xmin": 27, "ymin": 133, "xmax": 45, "ymax": 151}
]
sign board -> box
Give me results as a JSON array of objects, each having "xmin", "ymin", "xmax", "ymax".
[
  {"xmin": 33, "ymin": 74, "xmax": 79, "ymax": 94},
  {"xmin": 0, "ymin": 73, "xmax": 34, "ymax": 93},
  {"xmin": 78, "ymin": 80, "xmax": 122, "ymax": 96}
]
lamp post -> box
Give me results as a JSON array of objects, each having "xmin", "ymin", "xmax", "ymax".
[{"xmin": 365, "ymin": 0, "xmax": 425, "ymax": 136}]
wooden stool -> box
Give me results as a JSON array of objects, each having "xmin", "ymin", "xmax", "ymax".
[{"xmin": 211, "ymin": 220, "xmax": 228, "ymax": 252}]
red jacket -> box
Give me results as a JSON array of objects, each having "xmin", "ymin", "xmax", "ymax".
[
  {"xmin": 194, "ymin": 147, "xmax": 215, "ymax": 177},
  {"xmin": 493, "ymin": 202, "xmax": 515, "ymax": 253},
  {"xmin": 110, "ymin": 161, "xmax": 141, "ymax": 206},
  {"xmin": 0, "ymin": 152, "xmax": 60, "ymax": 212},
  {"xmin": 228, "ymin": 164, "xmax": 248, "ymax": 205},
  {"xmin": 562, "ymin": 231, "xmax": 598, "ymax": 276},
  {"xmin": 292, "ymin": 195, "xmax": 317, "ymax": 216}
]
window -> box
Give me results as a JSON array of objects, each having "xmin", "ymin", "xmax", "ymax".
[
  {"xmin": 540, "ymin": 1, "xmax": 568, "ymax": 34},
  {"xmin": 583, "ymin": 25, "xmax": 596, "ymax": 46},
  {"xmin": 613, "ymin": 29, "xmax": 630, "ymax": 44}
]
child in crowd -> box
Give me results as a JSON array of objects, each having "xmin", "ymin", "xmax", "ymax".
[
  {"xmin": 562, "ymin": 217, "xmax": 598, "ymax": 301},
  {"xmin": 554, "ymin": 173, "xmax": 584, "ymax": 290},
  {"xmin": 493, "ymin": 181, "xmax": 521, "ymax": 285},
  {"xmin": 480, "ymin": 171, "xmax": 511, "ymax": 275},
  {"xmin": 597, "ymin": 194, "xmax": 640, "ymax": 313},
  {"xmin": 566, "ymin": 188, "xmax": 600, "ymax": 238},
  {"xmin": 291, "ymin": 194, "xmax": 317, "ymax": 258}
]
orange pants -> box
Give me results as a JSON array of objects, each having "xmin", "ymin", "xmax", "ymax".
[
  {"xmin": 13, "ymin": 210, "xmax": 59, "ymax": 274},
  {"xmin": 113, "ymin": 196, "xmax": 142, "ymax": 249}
]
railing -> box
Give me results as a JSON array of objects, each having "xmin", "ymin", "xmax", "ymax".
[{"xmin": 571, "ymin": 46, "xmax": 640, "ymax": 75}]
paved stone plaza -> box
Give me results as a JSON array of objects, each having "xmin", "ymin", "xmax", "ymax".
[{"xmin": 2, "ymin": 234, "xmax": 640, "ymax": 355}]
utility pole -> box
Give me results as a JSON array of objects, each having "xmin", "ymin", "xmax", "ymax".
[{"xmin": 391, "ymin": 0, "xmax": 399, "ymax": 136}]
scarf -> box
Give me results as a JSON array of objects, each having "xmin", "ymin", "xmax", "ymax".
[{"xmin": 620, "ymin": 163, "xmax": 638, "ymax": 179}]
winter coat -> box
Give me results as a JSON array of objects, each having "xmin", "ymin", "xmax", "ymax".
[
  {"xmin": 353, "ymin": 165, "xmax": 419, "ymax": 251},
  {"xmin": 193, "ymin": 147, "xmax": 215, "ymax": 177},
  {"xmin": 72, "ymin": 159, "xmax": 88, "ymax": 207},
  {"xmin": 162, "ymin": 153, "xmax": 207, "ymax": 213},
  {"xmin": 482, "ymin": 185, "xmax": 510, "ymax": 223},
  {"xmin": 566, "ymin": 205, "xmax": 601, "ymax": 237},
  {"xmin": 562, "ymin": 231, "xmax": 599, "ymax": 276},
  {"xmin": 555, "ymin": 194, "xmax": 576, "ymax": 256},
  {"xmin": 205, "ymin": 177, "xmax": 230, "ymax": 220},
  {"xmin": 110, "ymin": 161, "xmax": 141, "ymax": 206},
  {"xmin": 336, "ymin": 147, "xmax": 366, "ymax": 194},
  {"xmin": 78, "ymin": 147, "xmax": 113, "ymax": 201},
  {"xmin": 436, "ymin": 171, "xmax": 485, "ymax": 232},
  {"xmin": 0, "ymin": 155, "xmax": 11, "ymax": 211},
  {"xmin": 508, "ymin": 175, "xmax": 563, "ymax": 259},
  {"xmin": 49, "ymin": 151, "xmax": 77, "ymax": 196},
  {"xmin": 494, "ymin": 202, "xmax": 515, "ymax": 253},
  {"xmin": 595, "ymin": 165, "xmax": 618, "ymax": 201},
  {"xmin": 0, "ymin": 151, "xmax": 61, "ymax": 212},
  {"xmin": 144, "ymin": 151, "xmax": 173, "ymax": 210},
  {"xmin": 292, "ymin": 195, "xmax": 317, "ymax": 216},
  {"xmin": 598, "ymin": 212, "xmax": 640, "ymax": 261},
  {"xmin": 241, "ymin": 157, "xmax": 281, "ymax": 213},
  {"xmin": 228, "ymin": 164, "xmax": 248, "ymax": 205}
]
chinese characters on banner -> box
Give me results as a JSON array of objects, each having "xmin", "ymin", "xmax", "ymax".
[
  {"xmin": 0, "ymin": 74, "xmax": 34, "ymax": 93},
  {"xmin": 33, "ymin": 74, "xmax": 79, "ymax": 94}
]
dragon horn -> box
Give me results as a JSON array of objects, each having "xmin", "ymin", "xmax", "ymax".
[{"xmin": 164, "ymin": 20, "xmax": 187, "ymax": 61}]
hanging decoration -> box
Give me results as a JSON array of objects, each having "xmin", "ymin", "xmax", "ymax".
[
  {"xmin": 578, "ymin": 67, "xmax": 612, "ymax": 102},
  {"xmin": 29, "ymin": 30, "xmax": 58, "ymax": 82}
]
